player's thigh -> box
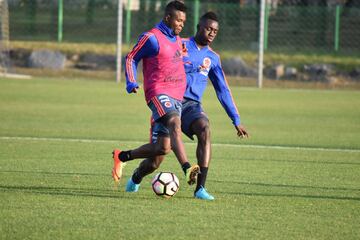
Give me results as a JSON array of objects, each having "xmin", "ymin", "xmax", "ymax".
[
  {"xmin": 181, "ymin": 99, "xmax": 209, "ymax": 139},
  {"xmin": 191, "ymin": 117, "xmax": 210, "ymax": 138},
  {"xmin": 150, "ymin": 118, "xmax": 171, "ymax": 155},
  {"xmin": 165, "ymin": 114, "xmax": 182, "ymax": 132},
  {"xmin": 154, "ymin": 135, "xmax": 171, "ymax": 155}
]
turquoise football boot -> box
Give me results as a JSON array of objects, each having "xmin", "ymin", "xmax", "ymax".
[
  {"xmin": 194, "ymin": 186, "xmax": 215, "ymax": 200},
  {"xmin": 125, "ymin": 178, "xmax": 140, "ymax": 192}
]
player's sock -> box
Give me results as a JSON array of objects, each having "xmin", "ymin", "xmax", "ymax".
[
  {"xmin": 131, "ymin": 169, "xmax": 143, "ymax": 184},
  {"xmin": 181, "ymin": 162, "xmax": 192, "ymax": 175},
  {"xmin": 119, "ymin": 150, "xmax": 133, "ymax": 162},
  {"xmin": 196, "ymin": 167, "xmax": 208, "ymax": 192}
]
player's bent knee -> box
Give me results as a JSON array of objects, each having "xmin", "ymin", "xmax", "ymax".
[
  {"xmin": 202, "ymin": 124, "xmax": 210, "ymax": 134},
  {"xmin": 172, "ymin": 126, "xmax": 182, "ymax": 138}
]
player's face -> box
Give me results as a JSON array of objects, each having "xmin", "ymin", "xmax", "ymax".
[
  {"xmin": 166, "ymin": 10, "xmax": 186, "ymax": 35},
  {"xmin": 198, "ymin": 19, "xmax": 219, "ymax": 46}
]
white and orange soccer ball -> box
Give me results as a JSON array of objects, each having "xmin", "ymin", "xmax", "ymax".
[{"xmin": 151, "ymin": 172, "xmax": 180, "ymax": 198}]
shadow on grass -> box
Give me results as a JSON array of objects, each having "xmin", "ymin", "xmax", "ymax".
[
  {"xmin": 211, "ymin": 180, "xmax": 360, "ymax": 201},
  {"xmin": 224, "ymin": 157, "xmax": 360, "ymax": 166},
  {"xmin": 0, "ymin": 184, "xmax": 157, "ymax": 200},
  {"xmin": 2, "ymin": 183, "xmax": 359, "ymax": 202},
  {"xmin": 0, "ymin": 184, "xmax": 198, "ymax": 201},
  {"xmin": 2, "ymin": 170, "xmax": 359, "ymax": 201},
  {"xmin": 0, "ymin": 170, "xmax": 197, "ymax": 200},
  {"xmin": 0, "ymin": 169, "xmax": 107, "ymax": 177},
  {"xmin": 211, "ymin": 180, "xmax": 360, "ymax": 192},
  {"xmin": 217, "ymin": 190, "xmax": 360, "ymax": 202}
]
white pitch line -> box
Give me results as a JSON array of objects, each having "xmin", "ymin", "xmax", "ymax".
[
  {"xmin": 1, "ymin": 136, "xmax": 360, "ymax": 153},
  {"xmin": 212, "ymin": 143, "xmax": 360, "ymax": 153}
]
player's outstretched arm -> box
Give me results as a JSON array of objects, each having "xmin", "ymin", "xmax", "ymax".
[{"xmin": 235, "ymin": 124, "xmax": 249, "ymax": 138}]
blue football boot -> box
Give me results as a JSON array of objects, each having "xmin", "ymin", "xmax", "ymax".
[
  {"xmin": 125, "ymin": 178, "xmax": 140, "ymax": 192},
  {"xmin": 194, "ymin": 186, "xmax": 215, "ymax": 200}
]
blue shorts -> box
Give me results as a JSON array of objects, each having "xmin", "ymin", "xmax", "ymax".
[
  {"xmin": 148, "ymin": 94, "xmax": 182, "ymax": 143},
  {"xmin": 181, "ymin": 98, "xmax": 208, "ymax": 140}
]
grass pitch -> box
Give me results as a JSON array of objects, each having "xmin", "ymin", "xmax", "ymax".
[{"xmin": 0, "ymin": 77, "xmax": 359, "ymax": 240}]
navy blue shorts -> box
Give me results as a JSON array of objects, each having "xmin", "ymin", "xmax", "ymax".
[
  {"xmin": 148, "ymin": 94, "xmax": 182, "ymax": 143},
  {"xmin": 181, "ymin": 98, "xmax": 208, "ymax": 140},
  {"xmin": 149, "ymin": 117, "xmax": 169, "ymax": 143}
]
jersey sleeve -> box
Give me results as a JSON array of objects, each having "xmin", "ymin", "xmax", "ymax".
[
  {"xmin": 208, "ymin": 57, "xmax": 241, "ymax": 126},
  {"xmin": 125, "ymin": 32, "xmax": 158, "ymax": 93}
]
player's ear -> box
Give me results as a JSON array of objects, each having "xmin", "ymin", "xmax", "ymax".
[{"xmin": 164, "ymin": 14, "xmax": 171, "ymax": 24}]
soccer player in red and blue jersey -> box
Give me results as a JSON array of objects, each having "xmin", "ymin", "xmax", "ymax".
[
  {"xmin": 120, "ymin": 11, "xmax": 249, "ymax": 200},
  {"xmin": 180, "ymin": 12, "xmax": 249, "ymax": 200},
  {"xmin": 112, "ymin": 1, "xmax": 200, "ymax": 191}
]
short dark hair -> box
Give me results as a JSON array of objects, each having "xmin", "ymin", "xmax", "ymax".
[
  {"xmin": 165, "ymin": 1, "xmax": 187, "ymax": 16},
  {"xmin": 199, "ymin": 11, "xmax": 219, "ymax": 24}
]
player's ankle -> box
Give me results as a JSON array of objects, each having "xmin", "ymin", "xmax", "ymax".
[
  {"xmin": 119, "ymin": 150, "xmax": 133, "ymax": 162},
  {"xmin": 181, "ymin": 162, "xmax": 191, "ymax": 175}
]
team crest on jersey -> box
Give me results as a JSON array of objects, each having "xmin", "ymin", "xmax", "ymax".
[
  {"xmin": 203, "ymin": 57, "xmax": 211, "ymax": 69},
  {"xmin": 199, "ymin": 57, "xmax": 211, "ymax": 76}
]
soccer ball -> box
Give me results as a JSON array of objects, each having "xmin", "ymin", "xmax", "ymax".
[{"xmin": 151, "ymin": 172, "xmax": 180, "ymax": 198}]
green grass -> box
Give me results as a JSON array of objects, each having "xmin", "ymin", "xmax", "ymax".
[{"xmin": 0, "ymin": 77, "xmax": 360, "ymax": 240}]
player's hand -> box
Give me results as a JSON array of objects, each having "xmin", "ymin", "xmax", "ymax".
[
  {"xmin": 131, "ymin": 86, "xmax": 139, "ymax": 93},
  {"xmin": 235, "ymin": 124, "xmax": 249, "ymax": 138},
  {"xmin": 126, "ymin": 83, "xmax": 139, "ymax": 94}
]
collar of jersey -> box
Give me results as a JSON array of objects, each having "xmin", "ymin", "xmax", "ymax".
[
  {"xmin": 190, "ymin": 37, "xmax": 209, "ymax": 51},
  {"xmin": 155, "ymin": 21, "xmax": 177, "ymax": 42}
]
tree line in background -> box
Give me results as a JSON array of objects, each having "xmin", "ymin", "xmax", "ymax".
[
  {"xmin": 13, "ymin": 0, "xmax": 360, "ymax": 29},
  {"xmin": 8, "ymin": 0, "xmax": 360, "ymax": 53},
  {"xmin": 12, "ymin": 0, "xmax": 360, "ymax": 8}
]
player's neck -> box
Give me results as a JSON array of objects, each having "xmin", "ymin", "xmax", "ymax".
[{"xmin": 194, "ymin": 36, "xmax": 207, "ymax": 49}]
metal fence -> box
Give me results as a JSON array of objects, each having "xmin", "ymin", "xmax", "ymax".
[
  {"xmin": 0, "ymin": 0, "xmax": 10, "ymax": 73},
  {"xmin": 2, "ymin": 0, "xmax": 360, "ymax": 86},
  {"xmin": 8, "ymin": 0, "xmax": 360, "ymax": 54}
]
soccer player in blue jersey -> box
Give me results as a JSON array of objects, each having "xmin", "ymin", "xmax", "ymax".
[{"xmin": 180, "ymin": 11, "xmax": 248, "ymax": 200}]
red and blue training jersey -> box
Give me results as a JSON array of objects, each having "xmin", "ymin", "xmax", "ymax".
[
  {"xmin": 182, "ymin": 37, "xmax": 241, "ymax": 126},
  {"xmin": 125, "ymin": 21, "xmax": 185, "ymax": 102}
]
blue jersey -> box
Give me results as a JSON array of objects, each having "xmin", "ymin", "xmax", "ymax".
[{"xmin": 182, "ymin": 37, "xmax": 241, "ymax": 126}]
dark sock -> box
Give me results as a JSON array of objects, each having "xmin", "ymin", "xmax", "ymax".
[
  {"xmin": 181, "ymin": 162, "xmax": 192, "ymax": 175},
  {"xmin": 131, "ymin": 168, "xmax": 143, "ymax": 184},
  {"xmin": 196, "ymin": 167, "xmax": 208, "ymax": 192},
  {"xmin": 119, "ymin": 150, "xmax": 133, "ymax": 162}
]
